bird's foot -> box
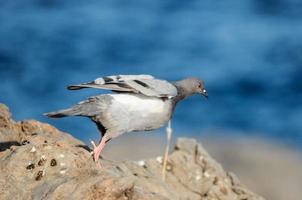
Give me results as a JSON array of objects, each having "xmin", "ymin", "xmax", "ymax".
[{"xmin": 90, "ymin": 140, "xmax": 103, "ymax": 168}]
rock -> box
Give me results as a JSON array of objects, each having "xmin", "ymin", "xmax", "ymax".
[{"xmin": 0, "ymin": 103, "xmax": 265, "ymax": 200}]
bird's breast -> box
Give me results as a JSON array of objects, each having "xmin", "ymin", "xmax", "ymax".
[
  {"xmin": 108, "ymin": 94, "xmax": 173, "ymax": 131},
  {"xmin": 111, "ymin": 94, "xmax": 167, "ymax": 112}
]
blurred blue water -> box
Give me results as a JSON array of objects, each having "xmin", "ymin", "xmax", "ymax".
[{"xmin": 0, "ymin": 0, "xmax": 302, "ymax": 148}]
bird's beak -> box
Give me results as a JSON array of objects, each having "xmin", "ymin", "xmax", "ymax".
[{"xmin": 200, "ymin": 89, "xmax": 208, "ymax": 99}]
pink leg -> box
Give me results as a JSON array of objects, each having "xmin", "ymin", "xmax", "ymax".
[{"xmin": 90, "ymin": 136, "xmax": 107, "ymax": 167}]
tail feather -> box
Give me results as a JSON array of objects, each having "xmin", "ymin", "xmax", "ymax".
[{"xmin": 45, "ymin": 95, "xmax": 104, "ymax": 118}]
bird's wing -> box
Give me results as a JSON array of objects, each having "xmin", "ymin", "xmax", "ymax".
[
  {"xmin": 67, "ymin": 74, "xmax": 178, "ymax": 98},
  {"xmin": 125, "ymin": 79, "xmax": 178, "ymax": 98}
]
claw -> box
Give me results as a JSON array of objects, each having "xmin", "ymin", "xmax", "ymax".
[
  {"xmin": 90, "ymin": 140, "xmax": 97, "ymax": 149},
  {"xmin": 89, "ymin": 137, "xmax": 107, "ymax": 168}
]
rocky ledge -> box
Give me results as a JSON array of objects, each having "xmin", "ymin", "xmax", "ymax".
[{"xmin": 0, "ymin": 103, "xmax": 265, "ymax": 200}]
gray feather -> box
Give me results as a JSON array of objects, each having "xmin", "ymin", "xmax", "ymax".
[
  {"xmin": 67, "ymin": 74, "xmax": 178, "ymax": 98},
  {"xmin": 126, "ymin": 79, "xmax": 177, "ymax": 97},
  {"xmin": 44, "ymin": 95, "xmax": 113, "ymax": 118}
]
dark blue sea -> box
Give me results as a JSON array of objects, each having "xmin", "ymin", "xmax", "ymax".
[{"xmin": 0, "ymin": 0, "xmax": 302, "ymax": 148}]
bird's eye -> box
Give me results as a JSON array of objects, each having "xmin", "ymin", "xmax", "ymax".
[{"xmin": 203, "ymin": 89, "xmax": 207, "ymax": 93}]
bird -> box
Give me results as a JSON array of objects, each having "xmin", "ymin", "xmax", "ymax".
[{"xmin": 44, "ymin": 74, "xmax": 208, "ymax": 170}]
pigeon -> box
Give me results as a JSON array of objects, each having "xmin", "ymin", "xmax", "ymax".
[{"xmin": 44, "ymin": 75, "xmax": 208, "ymax": 167}]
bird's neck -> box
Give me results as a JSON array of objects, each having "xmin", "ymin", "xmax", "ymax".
[{"xmin": 173, "ymin": 81, "xmax": 193, "ymax": 103}]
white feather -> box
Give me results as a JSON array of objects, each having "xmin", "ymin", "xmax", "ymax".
[
  {"xmin": 110, "ymin": 94, "xmax": 165, "ymax": 114},
  {"xmin": 100, "ymin": 94, "xmax": 173, "ymax": 136}
]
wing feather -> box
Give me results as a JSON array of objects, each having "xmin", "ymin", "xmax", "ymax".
[{"xmin": 67, "ymin": 74, "xmax": 178, "ymax": 98}]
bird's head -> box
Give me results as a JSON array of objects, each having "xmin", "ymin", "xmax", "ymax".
[{"xmin": 175, "ymin": 77, "xmax": 208, "ymax": 99}]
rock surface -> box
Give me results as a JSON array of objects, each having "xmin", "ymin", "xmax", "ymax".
[{"xmin": 0, "ymin": 103, "xmax": 265, "ymax": 200}]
